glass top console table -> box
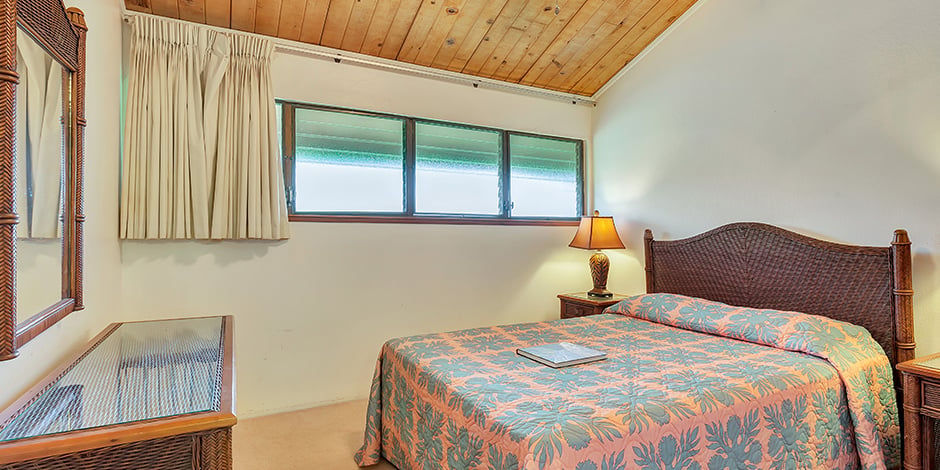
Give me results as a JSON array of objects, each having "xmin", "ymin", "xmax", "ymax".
[{"xmin": 0, "ymin": 316, "xmax": 235, "ymax": 470}]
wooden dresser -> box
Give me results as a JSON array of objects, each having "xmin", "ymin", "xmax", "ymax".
[
  {"xmin": 898, "ymin": 352, "xmax": 940, "ymax": 470},
  {"xmin": 0, "ymin": 316, "xmax": 235, "ymax": 470}
]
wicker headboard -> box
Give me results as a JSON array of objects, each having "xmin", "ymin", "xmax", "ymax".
[{"xmin": 644, "ymin": 222, "xmax": 915, "ymax": 368}]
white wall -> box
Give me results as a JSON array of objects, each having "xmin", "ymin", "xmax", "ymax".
[
  {"xmin": 0, "ymin": 0, "xmax": 124, "ymax": 410},
  {"xmin": 120, "ymin": 52, "xmax": 595, "ymax": 417},
  {"xmin": 593, "ymin": 0, "xmax": 940, "ymax": 357}
]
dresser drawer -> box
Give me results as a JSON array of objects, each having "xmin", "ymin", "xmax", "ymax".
[
  {"xmin": 562, "ymin": 303, "xmax": 593, "ymax": 319},
  {"xmin": 924, "ymin": 380, "xmax": 940, "ymax": 414}
]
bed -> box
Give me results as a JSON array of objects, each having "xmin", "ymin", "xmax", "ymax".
[{"xmin": 355, "ymin": 222, "xmax": 915, "ymax": 470}]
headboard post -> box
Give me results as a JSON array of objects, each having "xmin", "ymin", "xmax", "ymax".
[
  {"xmin": 644, "ymin": 229, "xmax": 654, "ymax": 293},
  {"xmin": 891, "ymin": 229, "xmax": 916, "ymax": 364}
]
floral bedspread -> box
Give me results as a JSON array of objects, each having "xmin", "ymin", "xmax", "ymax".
[{"xmin": 355, "ymin": 293, "xmax": 899, "ymax": 470}]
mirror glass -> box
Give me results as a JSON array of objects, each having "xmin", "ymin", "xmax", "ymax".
[{"xmin": 13, "ymin": 28, "xmax": 67, "ymax": 321}]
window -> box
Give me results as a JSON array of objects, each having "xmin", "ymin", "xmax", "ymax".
[
  {"xmin": 292, "ymin": 108, "xmax": 404, "ymax": 212},
  {"xmin": 509, "ymin": 134, "xmax": 581, "ymax": 218},
  {"xmin": 278, "ymin": 101, "xmax": 584, "ymax": 224},
  {"xmin": 415, "ymin": 122, "xmax": 501, "ymax": 215}
]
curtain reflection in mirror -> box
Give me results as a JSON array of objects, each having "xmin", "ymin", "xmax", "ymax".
[{"xmin": 15, "ymin": 29, "xmax": 63, "ymax": 240}]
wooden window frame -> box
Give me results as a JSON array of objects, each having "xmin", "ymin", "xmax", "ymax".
[{"xmin": 279, "ymin": 100, "xmax": 584, "ymax": 226}]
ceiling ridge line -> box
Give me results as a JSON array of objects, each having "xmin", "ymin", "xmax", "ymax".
[
  {"xmin": 525, "ymin": 0, "xmax": 634, "ymax": 90},
  {"xmin": 557, "ymin": 0, "xmax": 661, "ymax": 93},
  {"xmin": 574, "ymin": 0, "xmax": 691, "ymax": 93},
  {"xmin": 591, "ymin": 0, "xmax": 708, "ymax": 100}
]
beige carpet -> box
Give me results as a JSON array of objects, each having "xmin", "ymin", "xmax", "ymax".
[{"xmin": 233, "ymin": 399, "xmax": 396, "ymax": 469}]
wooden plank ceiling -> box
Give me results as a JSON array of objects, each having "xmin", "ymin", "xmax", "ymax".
[{"xmin": 124, "ymin": 0, "xmax": 699, "ymax": 97}]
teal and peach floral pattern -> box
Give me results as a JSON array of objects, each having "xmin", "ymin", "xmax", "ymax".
[{"xmin": 355, "ymin": 293, "xmax": 899, "ymax": 470}]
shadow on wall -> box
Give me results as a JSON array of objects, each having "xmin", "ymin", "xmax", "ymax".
[
  {"xmin": 119, "ymin": 239, "xmax": 287, "ymax": 267},
  {"xmin": 913, "ymin": 251, "xmax": 936, "ymax": 288},
  {"xmin": 912, "ymin": 250, "xmax": 936, "ymax": 319},
  {"xmin": 117, "ymin": 224, "xmax": 588, "ymax": 306},
  {"xmin": 615, "ymin": 218, "xmax": 654, "ymax": 252}
]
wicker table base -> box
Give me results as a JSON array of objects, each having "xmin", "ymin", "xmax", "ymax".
[{"xmin": 0, "ymin": 428, "xmax": 231, "ymax": 470}]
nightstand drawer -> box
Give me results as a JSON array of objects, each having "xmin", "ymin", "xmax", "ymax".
[
  {"xmin": 563, "ymin": 303, "xmax": 592, "ymax": 319},
  {"xmin": 924, "ymin": 380, "xmax": 940, "ymax": 414},
  {"xmin": 558, "ymin": 293, "xmax": 626, "ymax": 320}
]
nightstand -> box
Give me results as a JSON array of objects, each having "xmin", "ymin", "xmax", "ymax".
[
  {"xmin": 897, "ymin": 352, "xmax": 940, "ymax": 470},
  {"xmin": 558, "ymin": 292, "xmax": 628, "ymax": 319}
]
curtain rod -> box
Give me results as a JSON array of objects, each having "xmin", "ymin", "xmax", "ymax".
[{"xmin": 121, "ymin": 11, "xmax": 596, "ymax": 106}]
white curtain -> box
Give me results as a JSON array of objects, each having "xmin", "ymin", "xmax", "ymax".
[
  {"xmin": 120, "ymin": 16, "xmax": 289, "ymax": 240},
  {"xmin": 15, "ymin": 29, "xmax": 64, "ymax": 239}
]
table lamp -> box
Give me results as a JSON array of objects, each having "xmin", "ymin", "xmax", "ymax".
[{"xmin": 569, "ymin": 210, "xmax": 625, "ymax": 298}]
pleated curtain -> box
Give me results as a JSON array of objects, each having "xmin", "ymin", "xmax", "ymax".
[
  {"xmin": 15, "ymin": 29, "xmax": 64, "ymax": 239},
  {"xmin": 120, "ymin": 16, "xmax": 289, "ymax": 240}
]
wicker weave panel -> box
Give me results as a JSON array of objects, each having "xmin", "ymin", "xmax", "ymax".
[
  {"xmin": 925, "ymin": 382, "xmax": 940, "ymax": 413},
  {"xmin": 648, "ymin": 228, "xmax": 750, "ymax": 307},
  {"xmin": 648, "ymin": 223, "xmax": 898, "ymax": 365},
  {"xmin": 70, "ymin": 6, "xmax": 85, "ymax": 310},
  {"xmin": 198, "ymin": 428, "xmax": 233, "ymax": 470},
  {"xmin": 16, "ymin": 0, "xmax": 78, "ymax": 71},
  {"xmin": 0, "ymin": 434, "xmax": 194, "ymax": 470},
  {"xmin": 1, "ymin": 2, "xmax": 86, "ymax": 361},
  {"xmin": 933, "ymin": 418, "xmax": 940, "ymax": 469},
  {"xmin": 0, "ymin": 0, "xmax": 16, "ymax": 361}
]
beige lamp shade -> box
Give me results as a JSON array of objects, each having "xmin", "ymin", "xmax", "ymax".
[
  {"xmin": 569, "ymin": 210, "xmax": 625, "ymax": 250},
  {"xmin": 569, "ymin": 210, "xmax": 624, "ymax": 298}
]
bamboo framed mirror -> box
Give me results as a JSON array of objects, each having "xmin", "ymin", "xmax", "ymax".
[{"xmin": 0, "ymin": 0, "xmax": 86, "ymax": 360}]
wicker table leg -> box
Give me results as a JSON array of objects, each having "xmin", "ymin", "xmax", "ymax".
[
  {"xmin": 196, "ymin": 427, "xmax": 233, "ymax": 470},
  {"xmin": 902, "ymin": 372, "xmax": 922, "ymax": 470}
]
